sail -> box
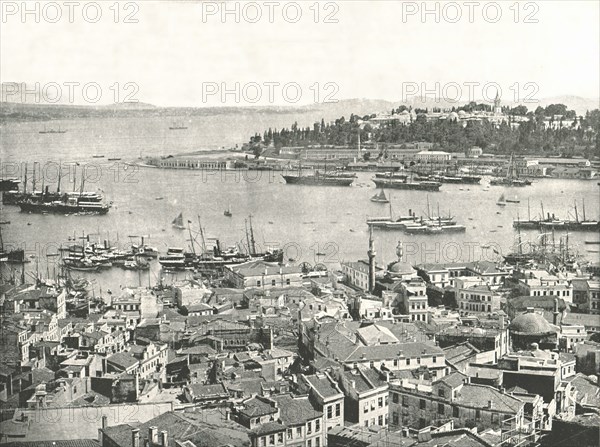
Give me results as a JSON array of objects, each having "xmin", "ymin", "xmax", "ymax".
[
  {"xmin": 499, "ymin": 194, "xmax": 505, "ymax": 202},
  {"xmin": 172, "ymin": 212, "xmax": 184, "ymax": 227},
  {"xmin": 378, "ymin": 190, "xmax": 387, "ymax": 200}
]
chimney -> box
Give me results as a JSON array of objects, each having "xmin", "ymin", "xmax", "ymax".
[
  {"xmin": 132, "ymin": 429, "xmax": 140, "ymax": 447},
  {"xmin": 102, "ymin": 415, "xmax": 108, "ymax": 429},
  {"xmin": 553, "ymin": 298, "xmax": 560, "ymax": 325},
  {"xmin": 351, "ymin": 380, "xmax": 356, "ymax": 389},
  {"xmin": 149, "ymin": 427, "xmax": 158, "ymax": 444},
  {"xmin": 160, "ymin": 431, "xmax": 168, "ymax": 447},
  {"xmin": 488, "ymin": 400, "xmax": 493, "ymax": 409}
]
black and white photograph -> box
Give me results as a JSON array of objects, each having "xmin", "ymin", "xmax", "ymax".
[{"xmin": 0, "ymin": 1, "xmax": 599, "ymax": 446}]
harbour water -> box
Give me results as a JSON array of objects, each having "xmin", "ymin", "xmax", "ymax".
[{"xmin": 1, "ymin": 118, "xmax": 599, "ymax": 292}]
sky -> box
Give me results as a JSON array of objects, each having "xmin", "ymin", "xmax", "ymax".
[{"xmin": 1, "ymin": 0, "xmax": 599, "ymax": 107}]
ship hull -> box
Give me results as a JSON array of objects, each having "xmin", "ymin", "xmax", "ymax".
[
  {"xmin": 281, "ymin": 175, "xmax": 353, "ymax": 186},
  {"xmin": 372, "ymin": 179, "xmax": 441, "ymax": 191},
  {"xmin": 18, "ymin": 201, "xmax": 109, "ymax": 215}
]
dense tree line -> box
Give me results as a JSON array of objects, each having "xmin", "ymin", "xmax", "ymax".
[{"xmin": 249, "ymin": 104, "xmax": 599, "ymax": 158}]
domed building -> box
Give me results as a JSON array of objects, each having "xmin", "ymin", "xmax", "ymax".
[
  {"xmin": 386, "ymin": 242, "xmax": 418, "ymax": 281},
  {"xmin": 509, "ymin": 308, "xmax": 559, "ymax": 350}
]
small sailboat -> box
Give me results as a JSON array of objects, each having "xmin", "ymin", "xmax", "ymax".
[
  {"xmin": 224, "ymin": 206, "xmax": 232, "ymax": 217},
  {"xmin": 496, "ymin": 194, "xmax": 507, "ymax": 206},
  {"xmin": 370, "ymin": 189, "xmax": 389, "ymax": 203},
  {"xmin": 506, "ymin": 195, "xmax": 520, "ymax": 203},
  {"xmin": 172, "ymin": 212, "xmax": 185, "ymax": 230}
]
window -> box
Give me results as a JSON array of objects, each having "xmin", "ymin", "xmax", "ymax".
[
  {"xmin": 438, "ymin": 389, "xmax": 445, "ymax": 398},
  {"xmin": 307, "ymin": 421, "xmax": 312, "ymax": 434},
  {"xmin": 315, "ymin": 438, "xmax": 320, "ymax": 447},
  {"xmin": 384, "ymin": 395, "xmax": 388, "ymax": 406},
  {"xmin": 433, "ymin": 356, "xmax": 437, "ymax": 363},
  {"xmin": 378, "ymin": 415, "xmax": 384, "ymax": 425},
  {"xmin": 296, "ymin": 427, "xmax": 302, "ymax": 436},
  {"xmin": 335, "ymin": 403, "xmax": 341, "ymax": 417},
  {"xmin": 364, "ymin": 420, "xmax": 369, "ymax": 427},
  {"xmin": 260, "ymin": 437, "xmax": 266, "ymax": 447},
  {"xmin": 287, "ymin": 429, "xmax": 292, "ymax": 440},
  {"xmin": 406, "ymin": 358, "xmax": 410, "ymax": 366},
  {"xmin": 476, "ymin": 409, "xmax": 481, "ymax": 420},
  {"xmin": 392, "ymin": 393, "xmax": 399, "ymax": 404},
  {"xmin": 393, "ymin": 359, "xmax": 398, "ymax": 366},
  {"xmin": 269, "ymin": 434, "xmax": 274, "ymax": 445},
  {"xmin": 271, "ymin": 280, "xmax": 276, "ymax": 286},
  {"xmin": 307, "ymin": 440, "xmax": 311, "ymax": 447},
  {"xmin": 286, "ymin": 279, "xmax": 290, "ymax": 285},
  {"xmin": 453, "ymin": 406, "xmax": 459, "ymax": 417},
  {"xmin": 315, "ymin": 419, "xmax": 320, "ymax": 432},
  {"xmin": 438, "ymin": 403, "xmax": 444, "ymax": 415},
  {"xmin": 420, "ymin": 399, "xmax": 426, "ymax": 410},
  {"xmin": 364, "ymin": 403, "xmax": 369, "ymax": 413},
  {"xmin": 402, "ymin": 395, "xmax": 408, "ymax": 407},
  {"xmin": 378, "ymin": 397, "xmax": 383, "ymax": 408},
  {"xmin": 257, "ymin": 280, "xmax": 261, "ymax": 287},
  {"xmin": 392, "ymin": 412, "xmax": 399, "ymax": 425},
  {"xmin": 327, "ymin": 405, "xmax": 333, "ymax": 419}
]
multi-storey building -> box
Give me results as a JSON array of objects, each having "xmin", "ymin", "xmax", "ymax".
[
  {"xmin": 334, "ymin": 368, "xmax": 389, "ymax": 428},
  {"xmin": 456, "ymin": 281, "xmax": 503, "ymax": 316},
  {"xmin": 299, "ymin": 373, "xmax": 345, "ymax": 432},
  {"xmin": 397, "ymin": 277, "xmax": 429, "ymax": 323},
  {"xmin": 389, "ymin": 372, "xmax": 527, "ymax": 432}
]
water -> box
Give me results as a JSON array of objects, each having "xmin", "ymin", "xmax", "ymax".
[{"xmin": 1, "ymin": 117, "xmax": 599, "ymax": 292}]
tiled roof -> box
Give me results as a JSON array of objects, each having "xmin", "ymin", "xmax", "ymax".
[
  {"xmin": 271, "ymin": 394, "xmax": 321, "ymax": 426},
  {"xmin": 344, "ymin": 342, "xmax": 443, "ymax": 362},
  {"xmin": 434, "ymin": 371, "xmax": 467, "ymax": 388},
  {"xmin": 2, "ymin": 441, "xmax": 100, "ymax": 447},
  {"xmin": 238, "ymin": 396, "xmax": 278, "ymax": 418},
  {"xmin": 303, "ymin": 373, "xmax": 343, "ymax": 399},
  {"xmin": 106, "ymin": 351, "xmax": 138, "ymax": 370},
  {"xmin": 249, "ymin": 422, "xmax": 286, "ymax": 437},
  {"xmin": 456, "ymin": 384, "xmax": 525, "ymax": 413}
]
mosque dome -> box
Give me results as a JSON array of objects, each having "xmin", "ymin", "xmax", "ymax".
[{"xmin": 510, "ymin": 312, "xmax": 556, "ymax": 334}]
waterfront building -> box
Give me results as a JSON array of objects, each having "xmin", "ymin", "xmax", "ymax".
[{"xmin": 224, "ymin": 260, "xmax": 303, "ymax": 290}]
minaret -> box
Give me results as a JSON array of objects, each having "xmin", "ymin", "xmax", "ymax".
[{"xmin": 367, "ymin": 225, "xmax": 376, "ymax": 293}]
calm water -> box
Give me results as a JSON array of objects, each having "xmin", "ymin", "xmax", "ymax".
[{"xmin": 1, "ymin": 117, "xmax": 599, "ymax": 291}]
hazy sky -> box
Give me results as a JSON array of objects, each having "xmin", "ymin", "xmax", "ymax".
[{"xmin": 1, "ymin": 0, "xmax": 599, "ymax": 106}]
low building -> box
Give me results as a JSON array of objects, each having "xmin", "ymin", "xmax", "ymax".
[{"xmin": 183, "ymin": 382, "xmax": 229, "ymax": 405}]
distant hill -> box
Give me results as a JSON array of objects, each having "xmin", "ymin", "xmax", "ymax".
[{"xmin": 1, "ymin": 95, "xmax": 598, "ymax": 123}]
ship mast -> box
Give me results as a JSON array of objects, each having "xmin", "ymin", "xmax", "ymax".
[
  {"xmin": 187, "ymin": 220, "xmax": 196, "ymax": 256},
  {"xmin": 244, "ymin": 219, "xmax": 252, "ymax": 256},
  {"xmin": 32, "ymin": 162, "xmax": 37, "ymax": 193},
  {"xmin": 582, "ymin": 199, "xmax": 586, "ymax": 221},
  {"xmin": 574, "ymin": 200, "xmax": 578, "ymax": 222},
  {"xmin": 57, "ymin": 164, "xmax": 62, "ymax": 194},
  {"xmin": 23, "ymin": 162, "xmax": 28, "ymax": 195},
  {"xmin": 249, "ymin": 215, "xmax": 256, "ymax": 255},
  {"xmin": 517, "ymin": 211, "xmax": 523, "ymax": 256},
  {"xmin": 197, "ymin": 215, "xmax": 207, "ymax": 255}
]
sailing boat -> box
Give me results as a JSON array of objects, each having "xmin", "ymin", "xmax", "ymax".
[
  {"xmin": 370, "ymin": 189, "xmax": 389, "ymax": 203},
  {"xmin": 224, "ymin": 205, "xmax": 232, "ymax": 217},
  {"xmin": 506, "ymin": 195, "xmax": 520, "ymax": 203},
  {"xmin": 172, "ymin": 212, "xmax": 185, "ymax": 229},
  {"xmin": 496, "ymin": 194, "xmax": 507, "ymax": 206}
]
